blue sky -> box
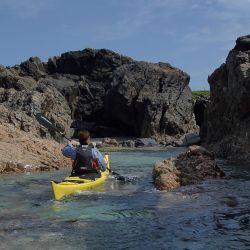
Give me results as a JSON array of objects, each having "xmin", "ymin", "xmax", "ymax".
[{"xmin": 0, "ymin": 0, "xmax": 250, "ymax": 90}]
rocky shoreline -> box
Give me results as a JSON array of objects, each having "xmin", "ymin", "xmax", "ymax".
[
  {"xmin": 93, "ymin": 132, "xmax": 201, "ymax": 149},
  {"xmin": 0, "ymin": 47, "xmax": 198, "ymax": 175},
  {"xmin": 0, "ymin": 124, "xmax": 71, "ymax": 174},
  {"xmin": 0, "ymin": 125, "xmax": 192, "ymax": 175},
  {"xmin": 151, "ymin": 35, "xmax": 250, "ymax": 191},
  {"xmin": 1, "ymin": 35, "xmax": 249, "ymax": 185},
  {"xmin": 0, "ymin": 120, "xmax": 200, "ymax": 175}
]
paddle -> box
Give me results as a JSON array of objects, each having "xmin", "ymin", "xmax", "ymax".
[
  {"xmin": 110, "ymin": 171, "xmax": 126, "ymax": 181},
  {"xmin": 35, "ymin": 113, "xmax": 71, "ymax": 141},
  {"xmin": 35, "ymin": 113, "xmax": 130, "ymax": 181}
]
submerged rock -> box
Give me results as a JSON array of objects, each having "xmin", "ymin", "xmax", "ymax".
[{"xmin": 152, "ymin": 145, "xmax": 225, "ymax": 190}]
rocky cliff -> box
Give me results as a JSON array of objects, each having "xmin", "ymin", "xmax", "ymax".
[
  {"xmin": 201, "ymin": 35, "xmax": 250, "ymax": 163},
  {"xmin": 0, "ymin": 49, "xmax": 196, "ymax": 141}
]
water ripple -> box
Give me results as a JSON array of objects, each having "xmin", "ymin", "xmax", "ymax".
[{"xmin": 0, "ymin": 150, "xmax": 249, "ymax": 250}]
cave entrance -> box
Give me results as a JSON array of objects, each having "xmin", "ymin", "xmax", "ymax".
[
  {"xmin": 194, "ymin": 101, "xmax": 206, "ymax": 127},
  {"xmin": 70, "ymin": 119, "xmax": 137, "ymax": 138}
]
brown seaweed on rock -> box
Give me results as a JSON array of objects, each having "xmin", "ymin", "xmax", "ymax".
[{"xmin": 153, "ymin": 145, "xmax": 225, "ymax": 191}]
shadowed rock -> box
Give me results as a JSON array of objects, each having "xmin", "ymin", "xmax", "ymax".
[
  {"xmin": 194, "ymin": 96, "xmax": 210, "ymax": 127},
  {"xmin": 201, "ymin": 34, "xmax": 250, "ymax": 163},
  {"xmin": 0, "ymin": 48, "xmax": 196, "ymax": 141}
]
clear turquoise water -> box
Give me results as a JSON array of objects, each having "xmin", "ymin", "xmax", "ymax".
[{"xmin": 0, "ymin": 148, "xmax": 249, "ymax": 250}]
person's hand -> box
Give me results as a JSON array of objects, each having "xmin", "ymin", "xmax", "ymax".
[{"xmin": 70, "ymin": 140, "xmax": 79, "ymax": 147}]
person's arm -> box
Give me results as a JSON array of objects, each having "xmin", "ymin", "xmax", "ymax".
[
  {"xmin": 92, "ymin": 148, "xmax": 107, "ymax": 171},
  {"xmin": 62, "ymin": 144, "xmax": 77, "ymax": 160}
]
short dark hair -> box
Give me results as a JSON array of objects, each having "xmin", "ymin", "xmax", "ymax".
[{"xmin": 78, "ymin": 130, "xmax": 90, "ymax": 145}]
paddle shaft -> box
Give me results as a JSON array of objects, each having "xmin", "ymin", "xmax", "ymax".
[
  {"xmin": 35, "ymin": 113, "xmax": 71, "ymax": 141},
  {"xmin": 36, "ymin": 113, "xmax": 129, "ymax": 181}
]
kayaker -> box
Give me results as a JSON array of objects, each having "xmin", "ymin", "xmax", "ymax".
[{"xmin": 62, "ymin": 130, "xmax": 107, "ymax": 176}]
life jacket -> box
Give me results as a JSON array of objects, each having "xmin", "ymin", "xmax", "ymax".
[{"xmin": 74, "ymin": 144, "xmax": 97, "ymax": 173}]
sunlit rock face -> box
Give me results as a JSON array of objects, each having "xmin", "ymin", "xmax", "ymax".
[
  {"xmin": 152, "ymin": 145, "xmax": 225, "ymax": 191},
  {"xmin": 201, "ymin": 35, "xmax": 250, "ymax": 163},
  {"xmin": 0, "ymin": 48, "xmax": 196, "ymax": 140}
]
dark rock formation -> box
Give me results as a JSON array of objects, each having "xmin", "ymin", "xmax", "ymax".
[
  {"xmin": 0, "ymin": 48, "xmax": 196, "ymax": 140},
  {"xmin": 234, "ymin": 35, "xmax": 250, "ymax": 52},
  {"xmin": 201, "ymin": 35, "xmax": 250, "ymax": 163},
  {"xmin": 194, "ymin": 96, "xmax": 210, "ymax": 127},
  {"xmin": 152, "ymin": 145, "xmax": 225, "ymax": 190}
]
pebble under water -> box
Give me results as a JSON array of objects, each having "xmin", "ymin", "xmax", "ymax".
[{"xmin": 0, "ymin": 148, "xmax": 249, "ymax": 250}]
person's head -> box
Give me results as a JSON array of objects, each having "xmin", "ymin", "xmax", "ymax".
[{"xmin": 78, "ymin": 130, "xmax": 90, "ymax": 145}]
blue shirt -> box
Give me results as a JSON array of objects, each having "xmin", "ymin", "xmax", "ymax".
[{"xmin": 62, "ymin": 144, "xmax": 107, "ymax": 170}]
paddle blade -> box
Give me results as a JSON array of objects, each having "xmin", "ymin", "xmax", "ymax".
[
  {"xmin": 35, "ymin": 113, "xmax": 61, "ymax": 133},
  {"xmin": 36, "ymin": 113, "xmax": 71, "ymax": 141}
]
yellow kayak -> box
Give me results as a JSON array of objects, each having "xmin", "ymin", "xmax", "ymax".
[{"xmin": 51, "ymin": 154, "xmax": 110, "ymax": 200}]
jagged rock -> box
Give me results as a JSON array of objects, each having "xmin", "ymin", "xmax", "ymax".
[
  {"xmin": 135, "ymin": 138, "xmax": 158, "ymax": 147},
  {"xmin": 194, "ymin": 96, "xmax": 210, "ymax": 127},
  {"xmin": 0, "ymin": 124, "xmax": 71, "ymax": 174},
  {"xmin": 234, "ymin": 35, "xmax": 250, "ymax": 52},
  {"xmin": 102, "ymin": 138, "xmax": 119, "ymax": 147},
  {"xmin": 184, "ymin": 132, "xmax": 200, "ymax": 145},
  {"xmin": 52, "ymin": 49, "xmax": 133, "ymax": 75},
  {"xmin": 47, "ymin": 56, "xmax": 59, "ymax": 73},
  {"xmin": 0, "ymin": 48, "xmax": 196, "ymax": 140},
  {"xmin": 153, "ymin": 158, "xmax": 181, "ymax": 190},
  {"xmin": 20, "ymin": 57, "xmax": 46, "ymax": 80},
  {"xmin": 201, "ymin": 35, "xmax": 250, "ymax": 163},
  {"xmin": 173, "ymin": 132, "xmax": 200, "ymax": 147},
  {"xmin": 0, "ymin": 66, "xmax": 71, "ymax": 141},
  {"xmin": 122, "ymin": 140, "xmax": 135, "ymax": 148},
  {"xmin": 153, "ymin": 145, "xmax": 225, "ymax": 190}
]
